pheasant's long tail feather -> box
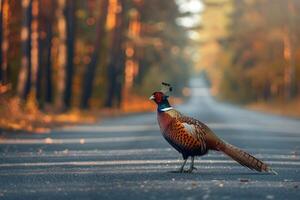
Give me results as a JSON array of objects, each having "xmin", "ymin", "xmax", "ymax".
[{"xmin": 220, "ymin": 142, "xmax": 277, "ymax": 174}]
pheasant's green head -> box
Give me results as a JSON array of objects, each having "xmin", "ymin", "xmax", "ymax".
[{"xmin": 149, "ymin": 82, "xmax": 173, "ymax": 112}]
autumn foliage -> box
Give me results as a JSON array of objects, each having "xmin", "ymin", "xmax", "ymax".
[
  {"xmin": 199, "ymin": 0, "xmax": 300, "ymax": 105},
  {"xmin": 0, "ymin": 0, "xmax": 191, "ymax": 132}
]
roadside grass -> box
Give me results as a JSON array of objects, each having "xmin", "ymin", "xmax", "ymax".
[
  {"xmin": 0, "ymin": 97, "xmax": 97, "ymax": 134},
  {"xmin": 247, "ymin": 98, "xmax": 300, "ymax": 119}
]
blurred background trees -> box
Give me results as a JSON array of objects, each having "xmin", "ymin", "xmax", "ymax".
[
  {"xmin": 0, "ymin": 0, "xmax": 192, "ymax": 113},
  {"xmin": 198, "ymin": 0, "xmax": 300, "ymax": 104},
  {"xmin": 1, "ymin": 0, "xmax": 300, "ymax": 119}
]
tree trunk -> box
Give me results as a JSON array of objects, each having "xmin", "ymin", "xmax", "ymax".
[
  {"xmin": 30, "ymin": 0, "xmax": 39, "ymax": 97},
  {"xmin": 123, "ymin": 6, "xmax": 141, "ymax": 105},
  {"xmin": 44, "ymin": 20, "xmax": 53, "ymax": 104},
  {"xmin": 80, "ymin": 0, "xmax": 109, "ymax": 109},
  {"xmin": 115, "ymin": 0, "xmax": 129, "ymax": 108},
  {"xmin": 44, "ymin": 0, "xmax": 54, "ymax": 105},
  {"xmin": 36, "ymin": 0, "xmax": 45, "ymax": 104},
  {"xmin": 0, "ymin": 0, "xmax": 4, "ymax": 85},
  {"xmin": 0, "ymin": 0, "xmax": 8, "ymax": 85},
  {"xmin": 283, "ymin": 1, "xmax": 296, "ymax": 100},
  {"xmin": 55, "ymin": 0, "xmax": 67, "ymax": 111},
  {"xmin": 17, "ymin": 0, "xmax": 32, "ymax": 99},
  {"xmin": 0, "ymin": 0, "xmax": 2, "ymax": 83},
  {"xmin": 64, "ymin": 0, "xmax": 76, "ymax": 109},
  {"xmin": 105, "ymin": 0, "xmax": 127, "ymax": 108},
  {"xmin": 37, "ymin": 0, "xmax": 54, "ymax": 106}
]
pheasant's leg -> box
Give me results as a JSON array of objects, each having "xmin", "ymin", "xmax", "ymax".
[
  {"xmin": 178, "ymin": 158, "xmax": 188, "ymax": 173},
  {"xmin": 187, "ymin": 156, "xmax": 197, "ymax": 173}
]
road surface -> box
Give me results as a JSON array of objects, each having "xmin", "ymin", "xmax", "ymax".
[{"xmin": 0, "ymin": 79, "xmax": 300, "ymax": 199}]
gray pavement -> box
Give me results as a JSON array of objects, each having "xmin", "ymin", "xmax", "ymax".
[{"xmin": 0, "ymin": 79, "xmax": 300, "ymax": 200}]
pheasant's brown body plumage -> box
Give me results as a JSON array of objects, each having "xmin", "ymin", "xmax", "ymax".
[
  {"xmin": 150, "ymin": 86, "xmax": 276, "ymax": 174},
  {"xmin": 158, "ymin": 110, "xmax": 209, "ymax": 159}
]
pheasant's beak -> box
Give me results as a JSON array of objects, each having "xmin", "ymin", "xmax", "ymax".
[{"xmin": 149, "ymin": 95, "xmax": 155, "ymax": 100}]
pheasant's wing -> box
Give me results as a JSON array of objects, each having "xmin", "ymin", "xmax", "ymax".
[
  {"xmin": 164, "ymin": 118, "xmax": 207, "ymax": 155},
  {"xmin": 177, "ymin": 115, "xmax": 224, "ymax": 150}
]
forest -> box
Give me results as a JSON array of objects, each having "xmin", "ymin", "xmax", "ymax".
[
  {"xmin": 199, "ymin": 0, "xmax": 300, "ymax": 105},
  {"xmin": 1, "ymin": 0, "xmax": 300, "ymax": 132},
  {"xmin": 0, "ymin": 0, "xmax": 193, "ymax": 132}
]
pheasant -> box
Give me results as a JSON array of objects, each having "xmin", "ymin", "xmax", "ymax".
[{"xmin": 150, "ymin": 82, "xmax": 277, "ymax": 174}]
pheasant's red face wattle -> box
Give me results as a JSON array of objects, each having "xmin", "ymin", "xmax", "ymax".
[{"xmin": 152, "ymin": 92, "xmax": 164, "ymax": 104}]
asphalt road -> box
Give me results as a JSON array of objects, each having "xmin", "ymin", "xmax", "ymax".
[{"xmin": 0, "ymin": 79, "xmax": 300, "ymax": 200}]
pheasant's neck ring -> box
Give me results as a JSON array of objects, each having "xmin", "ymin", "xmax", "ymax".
[
  {"xmin": 157, "ymin": 99, "xmax": 173, "ymax": 112},
  {"xmin": 159, "ymin": 107, "xmax": 173, "ymax": 112}
]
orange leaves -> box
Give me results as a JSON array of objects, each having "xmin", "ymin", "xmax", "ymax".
[
  {"xmin": 0, "ymin": 83, "xmax": 10, "ymax": 94},
  {"xmin": 106, "ymin": 0, "xmax": 119, "ymax": 30},
  {"xmin": 0, "ymin": 96, "xmax": 96, "ymax": 133}
]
